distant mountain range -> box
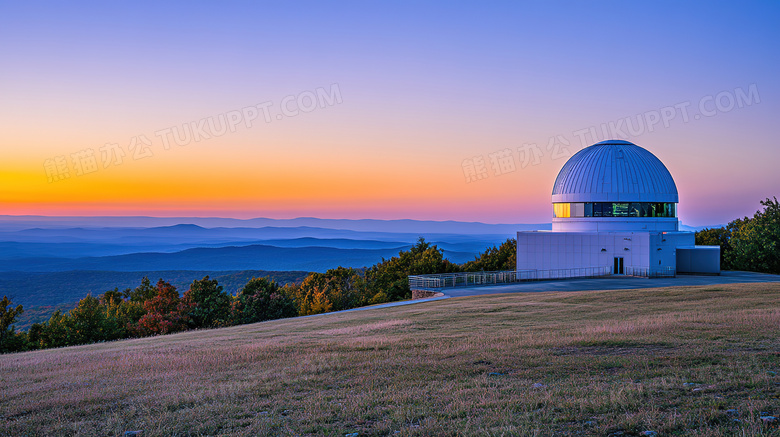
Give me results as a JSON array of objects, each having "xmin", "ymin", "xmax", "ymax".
[
  {"xmin": 0, "ymin": 244, "xmax": 474, "ymax": 273},
  {"xmin": 0, "ymin": 215, "xmax": 712, "ymax": 324},
  {"xmin": 0, "ymin": 217, "xmax": 532, "ymax": 274},
  {"xmin": 0, "ymin": 216, "xmax": 531, "ymax": 327}
]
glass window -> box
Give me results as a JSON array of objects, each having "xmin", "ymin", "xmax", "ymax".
[
  {"xmin": 553, "ymin": 203, "xmax": 570, "ymax": 218},
  {"xmin": 629, "ymin": 202, "xmax": 641, "ymax": 217},
  {"xmin": 558, "ymin": 202, "xmax": 676, "ymax": 218},
  {"xmin": 613, "ymin": 203, "xmax": 629, "ymax": 217}
]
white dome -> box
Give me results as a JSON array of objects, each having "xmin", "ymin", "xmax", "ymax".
[{"xmin": 552, "ymin": 140, "xmax": 678, "ymax": 203}]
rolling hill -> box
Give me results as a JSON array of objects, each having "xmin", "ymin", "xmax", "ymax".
[{"xmin": 2, "ymin": 282, "xmax": 777, "ymax": 436}]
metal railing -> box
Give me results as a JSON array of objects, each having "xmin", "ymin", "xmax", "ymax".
[
  {"xmin": 409, "ymin": 265, "xmax": 680, "ymax": 290},
  {"xmin": 624, "ymin": 266, "xmax": 676, "ymax": 278},
  {"xmin": 408, "ymin": 266, "xmax": 611, "ymax": 290}
]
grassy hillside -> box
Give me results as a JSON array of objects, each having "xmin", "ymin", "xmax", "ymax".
[{"xmin": 2, "ymin": 283, "xmax": 779, "ymax": 436}]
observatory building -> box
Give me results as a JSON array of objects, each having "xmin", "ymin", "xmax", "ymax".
[{"xmin": 517, "ymin": 140, "xmax": 720, "ymax": 277}]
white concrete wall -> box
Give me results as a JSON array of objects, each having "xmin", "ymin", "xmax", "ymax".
[
  {"xmin": 517, "ymin": 231, "xmax": 654, "ymax": 278},
  {"xmin": 648, "ymin": 232, "xmax": 694, "ymax": 276},
  {"xmin": 518, "ymin": 230, "xmax": 697, "ymax": 277},
  {"xmin": 552, "ymin": 217, "xmax": 679, "ymax": 232}
]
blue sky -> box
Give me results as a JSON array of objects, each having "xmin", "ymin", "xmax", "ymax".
[{"xmin": 1, "ymin": 1, "xmax": 778, "ymax": 225}]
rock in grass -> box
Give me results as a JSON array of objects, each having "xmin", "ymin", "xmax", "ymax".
[
  {"xmin": 760, "ymin": 416, "xmax": 778, "ymax": 425},
  {"xmin": 641, "ymin": 431, "xmax": 658, "ymax": 436},
  {"xmin": 345, "ymin": 433, "xmax": 359, "ymax": 437},
  {"xmin": 725, "ymin": 409, "xmax": 739, "ymax": 417},
  {"xmin": 488, "ymin": 372, "xmax": 504, "ymax": 376},
  {"xmin": 532, "ymin": 383, "xmax": 547, "ymax": 389},
  {"xmin": 124, "ymin": 432, "xmax": 143, "ymax": 437}
]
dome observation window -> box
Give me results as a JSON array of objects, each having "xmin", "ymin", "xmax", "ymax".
[{"xmin": 553, "ymin": 202, "xmax": 676, "ymax": 218}]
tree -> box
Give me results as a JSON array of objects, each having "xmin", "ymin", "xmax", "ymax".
[
  {"xmin": 463, "ymin": 238, "xmax": 517, "ymax": 272},
  {"xmin": 232, "ymin": 277, "xmax": 297, "ymax": 324},
  {"xmin": 27, "ymin": 322, "xmax": 44, "ymax": 350},
  {"xmin": 36, "ymin": 310, "xmax": 71, "ymax": 349},
  {"xmin": 695, "ymin": 227, "xmax": 731, "ymax": 269},
  {"xmin": 726, "ymin": 197, "xmax": 780, "ymax": 274},
  {"xmin": 183, "ymin": 276, "xmax": 232, "ymax": 329},
  {"xmin": 98, "ymin": 289, "xmax": 134, "ymax": 340},
  {"xmin": 67, "ymin": 294, "xmax": 107, "ymax": 345},
  {"xmin": 0, "ymin": 296, "xmax": 25, "ymax": 353},
  {"xmin": 365, "ymin": 237, "xmax": 460, "ymax": 302},
  {"xmin": 130, "ymin": 280, "xmax": 192, "ymax": 337},
  {"xmin": 123, "ymin": 277, "xmax": 157, "ymax": 303},
  {"xmin": 293, "ymin": 267, "xmax": 366, "ymax": 315},
  {"xmin": 101, "ymin": 288, "xmax": 124, "ymax": 306}
]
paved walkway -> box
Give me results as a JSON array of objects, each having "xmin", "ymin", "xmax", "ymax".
[
  {"xmin": 440, "ymin": 270, "xmax": 780, "ymax": 298},
  {"xmin": 309, "ymin": 271, "xmax": 780, "ymax": 317}
]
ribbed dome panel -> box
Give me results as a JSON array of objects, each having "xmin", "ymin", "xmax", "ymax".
[{"xmin": 551, "ymin": 140, "xmax": 678, "ymax": 203}]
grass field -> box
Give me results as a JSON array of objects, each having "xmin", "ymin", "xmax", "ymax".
[{"xmin": 2, "ymin": 282, "xmax": 779, "ymax": 436}]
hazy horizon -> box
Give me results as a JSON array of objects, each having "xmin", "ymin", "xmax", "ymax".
[{"xmin": 0, "ymin": 213, "xmax": 722, "ymax": 231}]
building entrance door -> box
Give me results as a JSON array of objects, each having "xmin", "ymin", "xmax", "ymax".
[{"xmin": 613, "ymin": 257, "xmax": 624, "ymax": 275}]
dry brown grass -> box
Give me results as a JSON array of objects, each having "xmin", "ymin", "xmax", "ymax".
[{"xmin": 2, "ymin": 283, "xmax": 779, "ymax": 436}]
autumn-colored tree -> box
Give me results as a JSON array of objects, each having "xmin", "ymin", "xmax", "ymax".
[
  {"xmin": 232, "ymin": 277, "xmax": 297, "ymax": 324},
  {"xmin": 292, "ymin": 267, "xmax": 366, "ymax": 315},
  {"xmin": 130, "ymin": 280, "xmax": 192, "ymax": 337},
  {"xmin": 463, "ymin": 238, "xmax": 517, "ymax": 272},
  {"xmin": 183, "ymin": 276, "xmax": 232, "ymax": 329}
]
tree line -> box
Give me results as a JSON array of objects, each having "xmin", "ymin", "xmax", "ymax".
[
  {"xmin": 695, "ymin": 197, "xmax": 780, "ymax": 274},
  {"xmin": 1, "ymin": 237, "xmax": 516, "ymax": 353}
]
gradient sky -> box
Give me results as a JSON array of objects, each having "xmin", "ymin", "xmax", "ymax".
[{"xmin": 1, "ymin": 1, "xmax": 778, "ymax": 226}]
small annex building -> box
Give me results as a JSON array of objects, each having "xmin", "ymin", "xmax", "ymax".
[{"xmin": 517, "ymin": 140, "xmax": 720, "ymax": 278}]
